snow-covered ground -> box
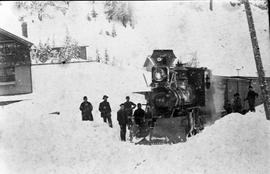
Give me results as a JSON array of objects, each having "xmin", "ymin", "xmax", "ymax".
[
  {"xmin": 0, "ymin": 1, "xmax": 270, "ymax": 174},
  {"xmin": 0, "ymin": 62, "xmax": 269, "ymax": 174}
]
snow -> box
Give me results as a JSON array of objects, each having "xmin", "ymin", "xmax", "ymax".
[
  {"xmin": 0, "ymin": 1, "xmax": 270, "ymax": 174},
  {"xmin": 0, "ymin": 1, "xmax": 269, "ymax": 75},
  {"xmin": 0, "ymin": 63, "xmax": 270, "ymax": 174}
]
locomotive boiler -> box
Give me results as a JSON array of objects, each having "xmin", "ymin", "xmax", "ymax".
[{"xmin": 133, "ymin": 50, "xmax": 213, "ymax": 144}]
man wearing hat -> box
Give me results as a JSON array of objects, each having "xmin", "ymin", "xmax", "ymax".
[
  {"xmin": 244, "ymin": 86, "xmax": 259, "ymax": 112},
  {"xmin": 117, "ymin": 103, "xmax": 128, "ymax": 141},
  {"xmin": 123, "ymin": 96, "xmax": 136, "ymax": 128},
  {"xmin": 99, "ymin": 95, "xmax": 113, "ymax": 127},
  {"xmin": 123, "ymin": 96, "xmax": 136, "ymax": 117},
  {"xmin": 79, "ymin": 96, "xmax": 93, "ymax": 121}
]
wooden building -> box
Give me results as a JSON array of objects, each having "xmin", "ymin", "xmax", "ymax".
[{"xmin": 0, "ymin": 28, "xmax": 33, "ymax": 96}]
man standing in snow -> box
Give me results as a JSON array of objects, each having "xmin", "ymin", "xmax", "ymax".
[
  {"xmin": 117, "ymin": 104, "xmax": 128, "ymax": 141},
  {"xmin": 123, "ymin": 96, "xmax": 136, "ymax": 126},
  {"xmin": 99, "ymin": 95, "xmax": 113, "ymax": 128},
  {"xmin": 145, "ymin": 103, "xmax": 153, "ymax": 127},
  {"xmin": 244, "ymin": 86, "xmax": 259, "ymax": 112},
  {"xmin": 232, "ymin": 93, "xmax": 242, "ymax": 113},
  {"xmin": 133, "ymin": 103, "xmax": 145, "ymax": 128},
  {"xmin": 79, "ymin": 96, "xmax": 93, "ymax": 121}
]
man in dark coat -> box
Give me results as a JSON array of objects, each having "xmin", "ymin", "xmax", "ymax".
[
  {"xmin": 244, "ymin": 86, "xmax": 259, "ymax": 112},
  {"xmin": 133, "ymin": 103, "xmax": 145, "ymax": 127},
  {"xmin": 233, "ymin": 93, "xmax": 242, "ymax": 113},
  {"xmin": 117, "ymin": 104, "xmax": 128, "ymax": 141},
  {"xmin": 144, "ymin": 103, "xmax": 153, "ymax": 127},
  {"xmin": 79, "ymin": 96, "xmax": 93, "ymax": 121},
  {"xmin": 99, "ymin": 95, "xmax": 113, "ymax": 128},
  {"xmin": 123, "ymin": 96, "xmax": 136, "ymax": 127}
]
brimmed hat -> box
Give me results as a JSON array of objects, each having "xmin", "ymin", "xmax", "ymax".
[
  {"xmin": 103, "ymin": 95, "xmax": 108, "ymax": 99},
  {"xmin": 120, "ymin": 103, "xmax": 124, "ymax": 106}
]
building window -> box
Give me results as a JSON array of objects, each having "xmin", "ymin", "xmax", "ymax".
[{"xmin": 0, "ymin": 66, "xmax": 15, "ymax": 85}]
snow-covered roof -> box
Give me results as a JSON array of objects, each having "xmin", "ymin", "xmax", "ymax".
[
  {"xmin": 0, "ymin": 27, "xmax": 33, "ymax": 47},
  {"xmin": 52, "ymin": 45, "xmax": 89, "ymax": 49}
]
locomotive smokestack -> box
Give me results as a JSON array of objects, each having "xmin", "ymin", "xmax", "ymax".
[{"xmin": 21, "ymin": 22, "xmax": 28, "ymax": 38}]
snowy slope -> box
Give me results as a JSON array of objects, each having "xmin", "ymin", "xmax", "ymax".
[
  {"xmin": 0, "ymin": 62, "xmax": 270, "ymax": 174},
  {"xmin": 0, "ymin": 1, "xmax": 269, "ymax": 75},
  {"xmin": 0, "ymin": 1, "xmax": 270, "ymax": 174}
]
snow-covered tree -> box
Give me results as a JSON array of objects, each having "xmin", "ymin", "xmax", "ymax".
[
  {"xmin": 91, "ymin": 7, "xmax": 98, "ymax": 19},
  {"xmin": 58, "ymin": 33, "xmax": 80, "ymax": 63},
  {"xmin": 230, "ymin": 0, "xmax": 268, "ymax": 10},
  {"xmin": 14, "ymin": 1, "xmax": 70, "ymax": 22},
  {"xmin": 111, "ymin": 56, "xmax": 117, "ymax": 66},
  {"xmin": 104, "ymin": 49, "xmax": 109, "ymax": 64},
  {"xmin": 87, "ymin": 13, "xmax": 92, "ymax": 21},
  {"xmin": 105, "ymin": 31, "xmax": 110, "ymax": 36},
  {"xmin": 31, "ymin": 40, "xmax": 52, "ymax": 63},
  {"xmin": 111, "ymin": 25, "xmax": 117, "ymax": 37},
  {"xmin": 104, "ymin": 1, "xmax": 134, "ymax": 28},
  {"xmin": 96, "ymin": 49, "xmax": 101, "ymax": 62}
]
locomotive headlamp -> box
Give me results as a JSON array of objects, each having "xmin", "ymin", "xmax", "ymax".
[
  {"xmin": 154, "ymin": 70, "xmax": 163, "ymax": 81},
  {"xmin": 152, "ymin": 67, "xmax": 168, "ymax": 83}
]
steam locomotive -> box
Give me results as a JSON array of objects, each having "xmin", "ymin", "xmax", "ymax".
[{"xmin": 134, "ymin": 50, "xmax": 214, "ymax": 144}]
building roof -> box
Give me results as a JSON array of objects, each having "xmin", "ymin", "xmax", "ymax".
[
  {"xmin": 52, "ymin": 45, "xmax": 89, "ymax": 49},
  {"xmin": 0, "ymin": 28, "xmax": 33, "ymax": 47}
]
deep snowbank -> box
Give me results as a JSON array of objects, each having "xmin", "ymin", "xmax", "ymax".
[{"xmin": 0, "ymin": 63, "xmax": 269, "ymax": 174}]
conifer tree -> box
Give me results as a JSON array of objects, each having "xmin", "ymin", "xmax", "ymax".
[
  {"xmin": 104, "ymin": 49, "xmax": 109, "ymax": 64},
  {"xmin": 96, "ymin": 49, "xmax": 101, "ymax": 62},
  {"xmin": 111, "ymin": 25, "xmax": 117, "ymax": 37}
]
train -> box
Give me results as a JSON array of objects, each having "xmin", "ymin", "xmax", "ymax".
[{"xmin": 132, "ymin": 50, "xmax": 270, "ymax": 145}]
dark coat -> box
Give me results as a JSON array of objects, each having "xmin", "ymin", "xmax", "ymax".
[
  {"xmin": 123, "ymin": 101, "xmax": 136, "ymax": 116},
  {"xmin": 134, "ymin": 108, "xmax": 145, "ymax": 126},
  {"xmin": 145, "ymin": 111, "xmax": 152, "ymax": 119},
  {"xmin": 245, "ymin": 90, "xmax": 258, "ymax": 102},
  {"xmin": 80, "ymin": 101, "xmax": 93, "ymax": 121},
  {"xmin": 117, "ymin": 109, "xmax": 128, "ymax": 125},
  {"xmin": 133, "ymin": 108, "xmax": 145, "ymax": 120},
  {"xmin": 233, "ymin": 97, "xmax": 242, "ymax": 113},
  {"xmin": 99, "ymin": 101, "xmax": 112, "ymax": 117}
]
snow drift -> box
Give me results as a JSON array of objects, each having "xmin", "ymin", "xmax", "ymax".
[{"xmin": 0, "ymin": 62, "xmax": 269, "ymax": 174}]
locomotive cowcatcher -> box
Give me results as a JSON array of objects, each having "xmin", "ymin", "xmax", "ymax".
[{"xmin": 133, "ymin": 50, "xmax": 213, "ymax": 144}]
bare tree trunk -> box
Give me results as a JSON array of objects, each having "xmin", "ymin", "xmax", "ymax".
[
  {"xmin": 210, "ymin": 0, "xmax": 213, "ymax": 11},
  {"xmin": 268, "ymin": 1, "xmax": 270, "ymax": 37},
  {"xmin": 243, "ymin": 0, "xmax": 270, "ymax": 120}
]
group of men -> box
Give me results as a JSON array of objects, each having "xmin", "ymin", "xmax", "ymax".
[
  {"xmin": 79, "ymin": 95, "xmax": 115, "ymax": 127},
  {"xmin": 117, "ymin": 98, "xmax": 152, "ymax": 141},
  {"xmin": 79, "ymin": 95, "xmax": 149, "ymax": 141},
  {"xmin": 226, "ymin": 85, "xmax": 259, "ymax": 114}
]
